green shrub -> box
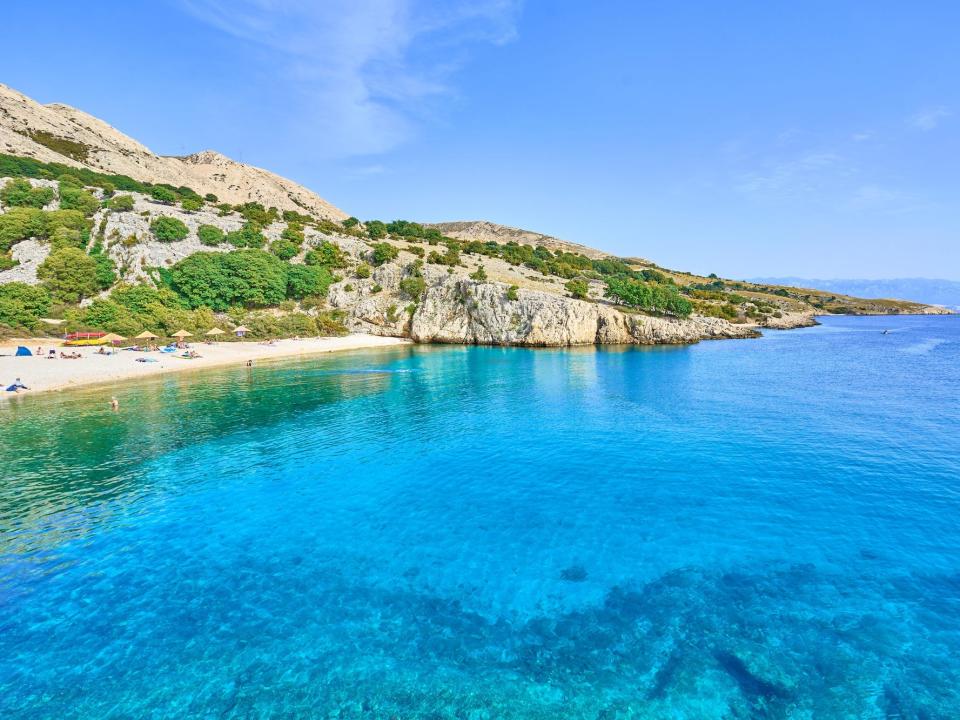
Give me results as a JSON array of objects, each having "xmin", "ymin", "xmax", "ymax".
[
  {"xmin": 470, "ymin": 265, "xmax": 488, "ymax": 282},
  {"xmin": 59, "ymin": 186, "xmax": 100, "ymax": 216},
  {"xmin": 343, "ymin": 216, "xmax": 359, "ymax": 228},
  {"xmin": 204, "ymin": 193, "xmax": 218, "ymax": 203},
  {"xmin": 0, "ymin": 283, "xmax": 51, "ymax": 330},
  {"xmin": 224, "ymin": 222, "xmax": 266, "ymax": 249},
  {"xmin": 506, "ymin": 285, "xmax": 519, "ymax": 301},
  {"xmin": 287, "ymin": 265, "xmax": 334, "ymax": 299},
  {"xmin": 169, "ymin": 249, "xmax": 288, "ymax": 310},
  {"xmin": 150, "ymin": 216, "xmax": 190, "ymax": 242},
  {"xmin": 281, "ymin": 224, "xmax": 305, "ymax": 244},
  {"xmin": 604, "ymin": 277, "xmax": 692, "ymax": 317},
  {"xmin": 1, "ymin": 178, "xmax": 54, "ymax": 209},
  {"xmin": 150, "ymin": 186, "xmax": 177, "ymax": 204},
  {"xmin": 399, "ymin": 276, "xmax": 426, "ymax": 299},
  {"xmin": 56, "ymin": 174, "xmax": 84, "ymax": 188},
  {"xmin": 565, "ymin": 279, "xmax": 589, "ymax": 299},
  {"xmin": 197, "ymin": 224, "xmax": 224, "ymax": 246},
  {"xmin": 49, "ymin": 226, "xmax": 84, "ymax": 249},
  {"xmin": 365, "ymin": 220, "xmax": 387, "ymax": 240},
  {"xmin": 108, "ymin": 194, "xmax": 135, "ymax": 212},
  {"xmin": 180, "ymin": 197, "xmax": 202, "ymax": 213},
  {"xmin": 305, "ymin": 240, "xmax": 347, "ymax": 268},
  {"xmin": 37, "ymin": 247, "xmax": 100, "ymax": 303},
  {"xmin": 355, "ymin": 263, "xmax": 371, "ymax": 279},
  {"xmin": 371, "ymin": 242, "xmax": 399, "ymax": 265},
  {"xmin": 0, "ymin": 207, "xmax": 47, "ymax": 250},
  {"xmin": 271, "ymin": 239, "xmax": 300, "ymax": 260},
  {"xmin": 371, "ymin": 284, "xmax": 383, "ymax": 294},
  {"xmin": 28, "ymin": 132, "xmax": 90, "ymax": 162}
]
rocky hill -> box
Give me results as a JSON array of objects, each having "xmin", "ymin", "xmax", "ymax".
[
  {"xmin": 0, "ymin": 84, "xmax": 346, "ymax": 221},
  {"xmin": 0, "ymin": 84, "xmax": 949, "ymax": 348}
]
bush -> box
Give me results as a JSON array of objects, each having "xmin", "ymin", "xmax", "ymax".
[
  {"xmin": 281, "ymin": 224, "xmax": 305, "ymax": 244},
  {"xmin": 271, "ymin": 239, "xmax": 300, "ymax": 260},
  {"xmin": 355, "ymin": 263, "xmax": 371, "ymax": 279},
  {"xmin": 111, "ymin": 283, "xmax": 185, "ymax": 314},
  {"xmin": 0, "ymin": 283, "xmax": 51, "ymax": 330},
  {"xmin": 224, "ymin": 222, "xmax": 267, "ymax": 249},
  {"xmin": 150, "ymin": 216, "xmax": 190, "ymax": 242},
  {"xmin": 56, "ymin": 174, "xmax": 84, "ymax": 188},
  {"xmin": 506, "ymin": 285, "xmax": 519, "ymax": 301},
  {"xmin": 343, "ymin": 216, "xmax": 359, "ymax": 228},
  {"xmin": 108, "ymin": 194, "xmax": 135, "ymax": 212},
  {"xmin": 565, "ymin": 279, "xmax": 589, "ymax": 299},
  {"xmin": 49, "ymin": 226, "xmax": 84, "ymax": 249},
  {"xmin": 604, "ymin": 277, "xmax": 692, "ymax": 317},
  {"xmin": 181, "ymin": 197, "xmax": 202, "ymax": 212},
  {"xmin": 365, "ymin": 220, "xmax": 387, "ymax": 240},
  {"xmin": 37, "ymin": 247, "xmax": 100, "ymax": 303},
  {"xmin": 150, "ymin": 186, "xmax": 177, "ymax": 204},
  {"xmin": 204, "ymin": 193, "xmax": 218, "ymax": 203},
  {"xmin": 58, "ymin": 186, "xmax": 100, "ymax": 215},
  {"xmin": 169, "ymin": 249, "xmax": 288, "ymax": 310},
  {"xmin": 197, "ymin": 224, "xmax": 225, "ymax": 246},
  {"xmin": 305, "ymin": 240, "xmax": 347, "ymax": 268},
  {"xmin": 371, "ymin": 242, "xmax": 399, "ymax": 265},
  {"xmin": 0, "ymin": 208, "xmax": 48, "ymax": 250},
  {"xmin": 399, "ymin": 276, "xmax": 426, "ymax": 299},
  {"xmin": 287, "ymin": 265, "xmax": 334, "ymax": 299},
  {"xmin": 470, "ymin": 265, "xmax": 488, "ymax": 282},
  {"xmin": 1, "ymin": 178, "xmax": 54, "ymax": 209}
]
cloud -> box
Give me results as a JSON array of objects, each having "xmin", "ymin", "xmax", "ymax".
[
  {"xmin": 909, "ymin": 106, "xmax": 951, "ymax": 131},
  {"xmin": 735, "ymin": 151, "xmax": 848, "ymax": 198},
  {"xmin": 180, "ymin": 0, "xmax": 521, "ymax": 157}
]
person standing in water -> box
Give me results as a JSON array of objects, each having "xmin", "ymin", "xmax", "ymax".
[{"xmin": 110, "ymin": 396, "xmax": 119, "ymax": 411}]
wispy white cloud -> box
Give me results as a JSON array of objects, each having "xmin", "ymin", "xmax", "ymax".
[
  {"xmin": 908, "ymin": 106, "xmax": 951, "ymax": 131},
  {"xmin": 735, "ymin": 151, "xmax": 848, "ymax": 198},
  {"xmin": 180, "ymin": 0, "xmax": 521, "ymax": 157}
]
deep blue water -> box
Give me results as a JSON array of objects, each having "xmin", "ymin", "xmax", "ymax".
[{"xmin": 1, "ymin": 315, "xmax": 959, "ymax": 718}]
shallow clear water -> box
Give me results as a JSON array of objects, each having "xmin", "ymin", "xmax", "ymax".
[{"xmin": 2, "ymin": 315, "xmax": 959, "ymax": 718}]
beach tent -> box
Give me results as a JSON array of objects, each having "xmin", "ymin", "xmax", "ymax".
[
  {"xmin": 15, "ymin": 346, "xmax": 31, "ymax": 356},
  {"xmin": 172, "ymin": 330, "xmax": 193, "ymax": 338},
  {"xmin": 135, "ymin": 331, "xmax": 159, "ymax": 340},
  {"xmin": 205, "ymin": 328, "xmax": 225, "ymax": 337},
  {"xmin": 234, "ymin": 325, "xmax": 250, "ymax": 338}
]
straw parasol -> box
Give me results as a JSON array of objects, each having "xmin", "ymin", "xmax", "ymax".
[
  {"xmin": 205, "ymin": 327, "xmax": 225, "ymax": 336},
  {"xmin": 135, "ymin": 331, "xmax": 159, "ymax": 340},
  {"xmin": 100, "ymin": 333, "xmax": 125, "ymax": 344},
  {"xmin": 233, "ymin": 325, "xmax": 250, "ymax": 337},
  {"xmin": 171, "ymin": 329, "xmax": 193, "ymax": 338}
]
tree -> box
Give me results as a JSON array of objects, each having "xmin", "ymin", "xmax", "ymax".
[
  {"xmin": 169, "ymin": 250, "xmax": 288, "ymax": 310},
  {"xmin": 399, "ymin": 276, "xmax": 426, "ymax": 299},
  {"xmin": 150, "ymin": 186, "xmax": 177, "ymax": 204},
  {"xmin": 565, "ymin": 279, "xmax": 589, "ymax": 299},
  {"xmin": 0, "ymin": 282, "xmax": 51, "ymax": 330},
  {"xmin": 197, "ymin": 224, "xmax": 225, "ymax": 246},
  {"xmin": 365, "ymin": 220, "xmax": 387, "ymax": 240},
  {"xmin": 342, "ymin": 216, "xmax": 360, "ymax": 228},
  {"xmin": 108, "ymin": 194, "xmax": 135, "ymax": 212},
  {"xmin": 0, "ymin": 207, "xmax": 46, "ymax": 250},
  {"xmin": 37, "ymin": 247, "xmax": 100, "ymax": 303},
  {"xmin": 49, "ymin": 226, "xmax": 84, "ymax": 249},
  {"xmin": 371, "ymin": 242, "xmax": 399, "ymax": 265},
  {"xmin": 286, "ymin": 265, "xmax": 333, "ymax": 299},
  {"xmin": 111, "ymin": 283, "xmax": 184, "ymax": 314},
  {"xmin": 0, "ymin": 178, "xmax": 54, "ymax": 209},
  {"xmin": 150, "ymin": 216, "xmax": 189, "ymax": 242},
  {"xmin": 180, "ymin": 197, "xmax": 202, "ymax": 213}
]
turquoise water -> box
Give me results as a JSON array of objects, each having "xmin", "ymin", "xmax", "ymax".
[{"xmin": 2, "ymin": 315, "xmax": 959, "ymax": 718}]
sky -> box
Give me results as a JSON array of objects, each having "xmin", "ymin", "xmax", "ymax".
[{"xmin": 2, "ymin": 1, "xmax": 958, "ymax": 280}]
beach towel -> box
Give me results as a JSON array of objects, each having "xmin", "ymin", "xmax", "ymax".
[{"xmin": 15, "ymin": 346, "xmax": 31, "ymax": 356}]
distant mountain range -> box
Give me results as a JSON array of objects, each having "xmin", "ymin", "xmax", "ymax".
[{"xmin": 749, "ymin": 278, "xmax": 960, "ymax": 310}]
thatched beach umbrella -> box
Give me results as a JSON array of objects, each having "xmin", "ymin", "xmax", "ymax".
[
  {"xmin": 233, "ymin": 325, "xmax": 250, "ymax": 338},
  {"xmin": 100, "ymin": 333, "xmax": 125, "ymax": 343},
  {"xmin": 172, "ymin": 329, "xmax": 193, "ymax": 338},
  {"xmin": 135, "ymin": 331, "xmax": 159, "ymax": 340},
  {"xmin": 205, "ymin": 327, "xmax": 225, "ymax": 336}
]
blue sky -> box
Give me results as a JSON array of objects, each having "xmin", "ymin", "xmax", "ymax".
[{"xmin": 3, "ymin": 1, "xmax": 958, "ymax": 279}]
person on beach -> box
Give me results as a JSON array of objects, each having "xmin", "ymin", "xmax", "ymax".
[
  {"xmin": 6, "ymin": 378, "xmax": 29, "ymax": 392},
  {"xmin": 110, "ymin": 397, "xmax": 119, "ymax": 411}
]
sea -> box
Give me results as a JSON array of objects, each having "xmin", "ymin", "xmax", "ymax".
[{"xmin": 1, "ymin": 314, "xmax": 958, "ymax": 718}]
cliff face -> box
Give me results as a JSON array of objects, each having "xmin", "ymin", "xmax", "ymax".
[{"xmin": 0, "ymin": 84, "xmax": 347, "ymax": 220}]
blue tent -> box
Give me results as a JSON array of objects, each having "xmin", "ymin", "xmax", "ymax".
[{"xmin": 15, "ymin": 346, "xmax": 31, "ymax": 356}]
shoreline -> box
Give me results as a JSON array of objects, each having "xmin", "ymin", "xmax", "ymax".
[{"xmin": 0, "ymin": 334, "xmax": 411, "ymax": 399}]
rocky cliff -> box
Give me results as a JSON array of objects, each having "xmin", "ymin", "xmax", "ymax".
[{"xmin": 0, "ymin": 84, "xmax": 346, "ymax": 221}]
